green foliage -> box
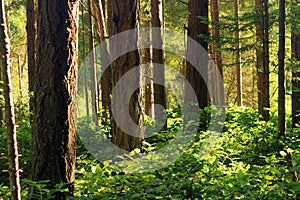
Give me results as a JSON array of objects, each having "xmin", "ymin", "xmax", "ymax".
[
  {"xmin": 72, "ymin": 106, "xmax": 300, "ymax": 199},
  {"xmin": 0, "ymin": 102, "xmax": 31, "ymax": 186},
  {"xmin": 0, "ymin": 184, "xmax": 12, "ymax": 199},
  {"xmin": 21, "ymin": 179, "xmax": 68, "ymax": 200},
  {"xmin": 1, "ymin": 106, "xmax": 300, "ymax": 199}
]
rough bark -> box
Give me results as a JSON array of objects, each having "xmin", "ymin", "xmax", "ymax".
[
  {"xmin": 278, "ymin": 0, "xmax": 285, "ymax": 137},
  {"xmin": 26, "ymin": 0, "xmax": 37, "ymax": 122},
  {"xmin": 0, "ymin": 1, "xmax": 21, "ymax": 199},
  {"xmin": 110, "ymin": 0, "xmax": 144, "ymax": 151},
  {"xmin": 152, "ymin": 0, "xmax": 166, "ymax": 123},
  {"xmin": 256, "ymin": 0, "xmax": 270, "ymax": 121},
  {"xmin": 30, "ymin": 0, "xmax": 78, "ymax": 198},
  {"xmin": 185, "ymin": 0, "xmax": 209, "ymax": 125}
]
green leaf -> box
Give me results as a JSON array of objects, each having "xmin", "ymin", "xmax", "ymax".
[
  {"xmin": 264, "ymin": 175, "xmax": 273, "ymax": 181},
  {"xmin": 290, "ymin": 165, "xmax": 300, "ymax": 172}
]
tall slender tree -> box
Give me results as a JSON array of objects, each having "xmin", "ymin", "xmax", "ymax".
[
  {"xmin": 140, "ymin": 0, "xmax": 153, "ymax": 117},
  {"xmin": 26, "ymin": 0, "xmax": 37, "ymax": 122},
  {"xmin": 291, "ymin": 3, "xmax": 300, "ymax": 129},
  {"xmin": 92, "ymin": 0, "xmax": 111, "ymax": 119},
  {"xmin": 0, "ymin": 1, "xmax": 21, "ymax": 199},
  {"xmin": 210, "ymin": 0, "xmax": 223, "ymax": 105},
  {"xmin": 81, "ymin": 3, "xmax": 90, "ymax": 117},
  {"xmin": 234, "ymin": 0, "xmax": 242, "ymax": 106},
  {"xmin": 110, "ymin": 0, "xmax": 144, "ymax": 151},
  {"xmin": 88, "ymin": 0, "xmax": 99, "ymax": 126},
  {"xmin": 278, "ymin": 0, "xmax": 285, "ymax": 137},
  {"xmin": 256, "ymin": 0, "xmax": 270, "ymax": 121},
  {"xmin": 288, "ymin": 2, "xmax": 299, "ymax": 182},
  {"xmin": 210, "ymin": 0, "xmax": 222, "ymax": 75},
  {"xmin": 185, "ymin": 0, "xmax": 209, "ymax": 127},
  {"xmin": 30, "ymin": 0, "xmax": 79, "ymax": 198},
  {"xmin": 152, "ymin": 0, "xmax": 166, "ymax": 123}
]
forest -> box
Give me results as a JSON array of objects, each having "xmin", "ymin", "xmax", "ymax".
[{"xmin": 0, "ymin": 0, "xmax": 300, "ymax": 199}]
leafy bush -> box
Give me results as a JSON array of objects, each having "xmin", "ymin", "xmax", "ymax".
[{"xmin": 73, "ymin": 106, "xmax": 300, "ymax": 199}]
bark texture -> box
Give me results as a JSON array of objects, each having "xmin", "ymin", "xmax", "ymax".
[
  {"xmin": 110, "ymin": 0, "xmax": 144, "ymax": 151},
  {"xmin": 30, "ymin": 0, "xmax": 79, "ymax": 198}
]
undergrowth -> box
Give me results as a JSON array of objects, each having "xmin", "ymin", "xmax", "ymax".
[{"xmin": 1, "ymin": 106, "xmax": 300, "ymax": 199}]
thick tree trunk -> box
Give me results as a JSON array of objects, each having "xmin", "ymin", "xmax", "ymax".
[
  {"xmin": 30, "ymin": 0, "xmax": 78, "ymax": 198},
  {"xmin": 185, "ymin": 0, "xmax": 209, "ymax": 129},
  {"xmin": 152, "ymin": 0, "xmax": 166, "ymax": 123},
  {"xmin": 0, "ymin": 1, "xmax": 21, "ymax": 199},
  {"xmin": 278, "ymin": 0, "xmax": 285, "ymax": 137},
  {"xmin": 234, "ymin": 0, "xmax": 242, "ymax": 106},
  {"xmin": 110, "ymin": 0, "xmax": 144, "ymax": 151},
  {"xmin": 26, "ymin": 0, "xmax": 37, "ymax": 122},
  {"xmin": 256, "ymin": 0, "xmax": 270, "ymax": 121}
]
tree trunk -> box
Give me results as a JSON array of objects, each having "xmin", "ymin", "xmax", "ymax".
[
  {"xmin": 30, "ymin": 0, "xmax": 78, "ymax": 198},
  {"xmin": 234, "ymin": 0, "xmax": 242, "ymax": 106},
  {"xmin": 256, "ymin": 0, "xmax": 270, "ymax": 121},
  {"xmin": 110, "ymin": 0, "xmax": 144, "ymax": 151},
  {"xmin": 92, "ymin": 0, "xmax": 111, "ymax": 120},
  {"xmin": 152, "ymin": 0, "xmax": 166, "ymax": 124},
  {"xmin": 291, "ymin": 8, "xmax": 300, "ymax": 129},
  {"xmin": 81, "ymin": 3, "xmax": 90, "ymax": 117},
  {"xmin": 141, "ymin": 0, "xmax": 153, "ymax": 117},
  {"xmin": 210, "ymin": 0, "xmax": 222, "ymax": 75},
  {"xmin": 26, "ymin": 0, "xmax": 37, "ymax": 122},
  {"xmin": 185, "ymin": 0, "xmax": 209, "ymax": 129},
  {"xmin": 0, "ymin": 1, "xmax": 21, "ymax": 199},
  {"xmin": 210, "ymin": 0, "xmax": 223, "ymax": 105},
  {"xmin": 278, "ymin": 0, "xmax": 285, "ymax": 137},
  {"xmin": 88, "ymin": 0, "xmax": 99, "ymax": 126},
  {"xmin": 289, "ymin": 18, "xmax": 299, "ymax": 180}
]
